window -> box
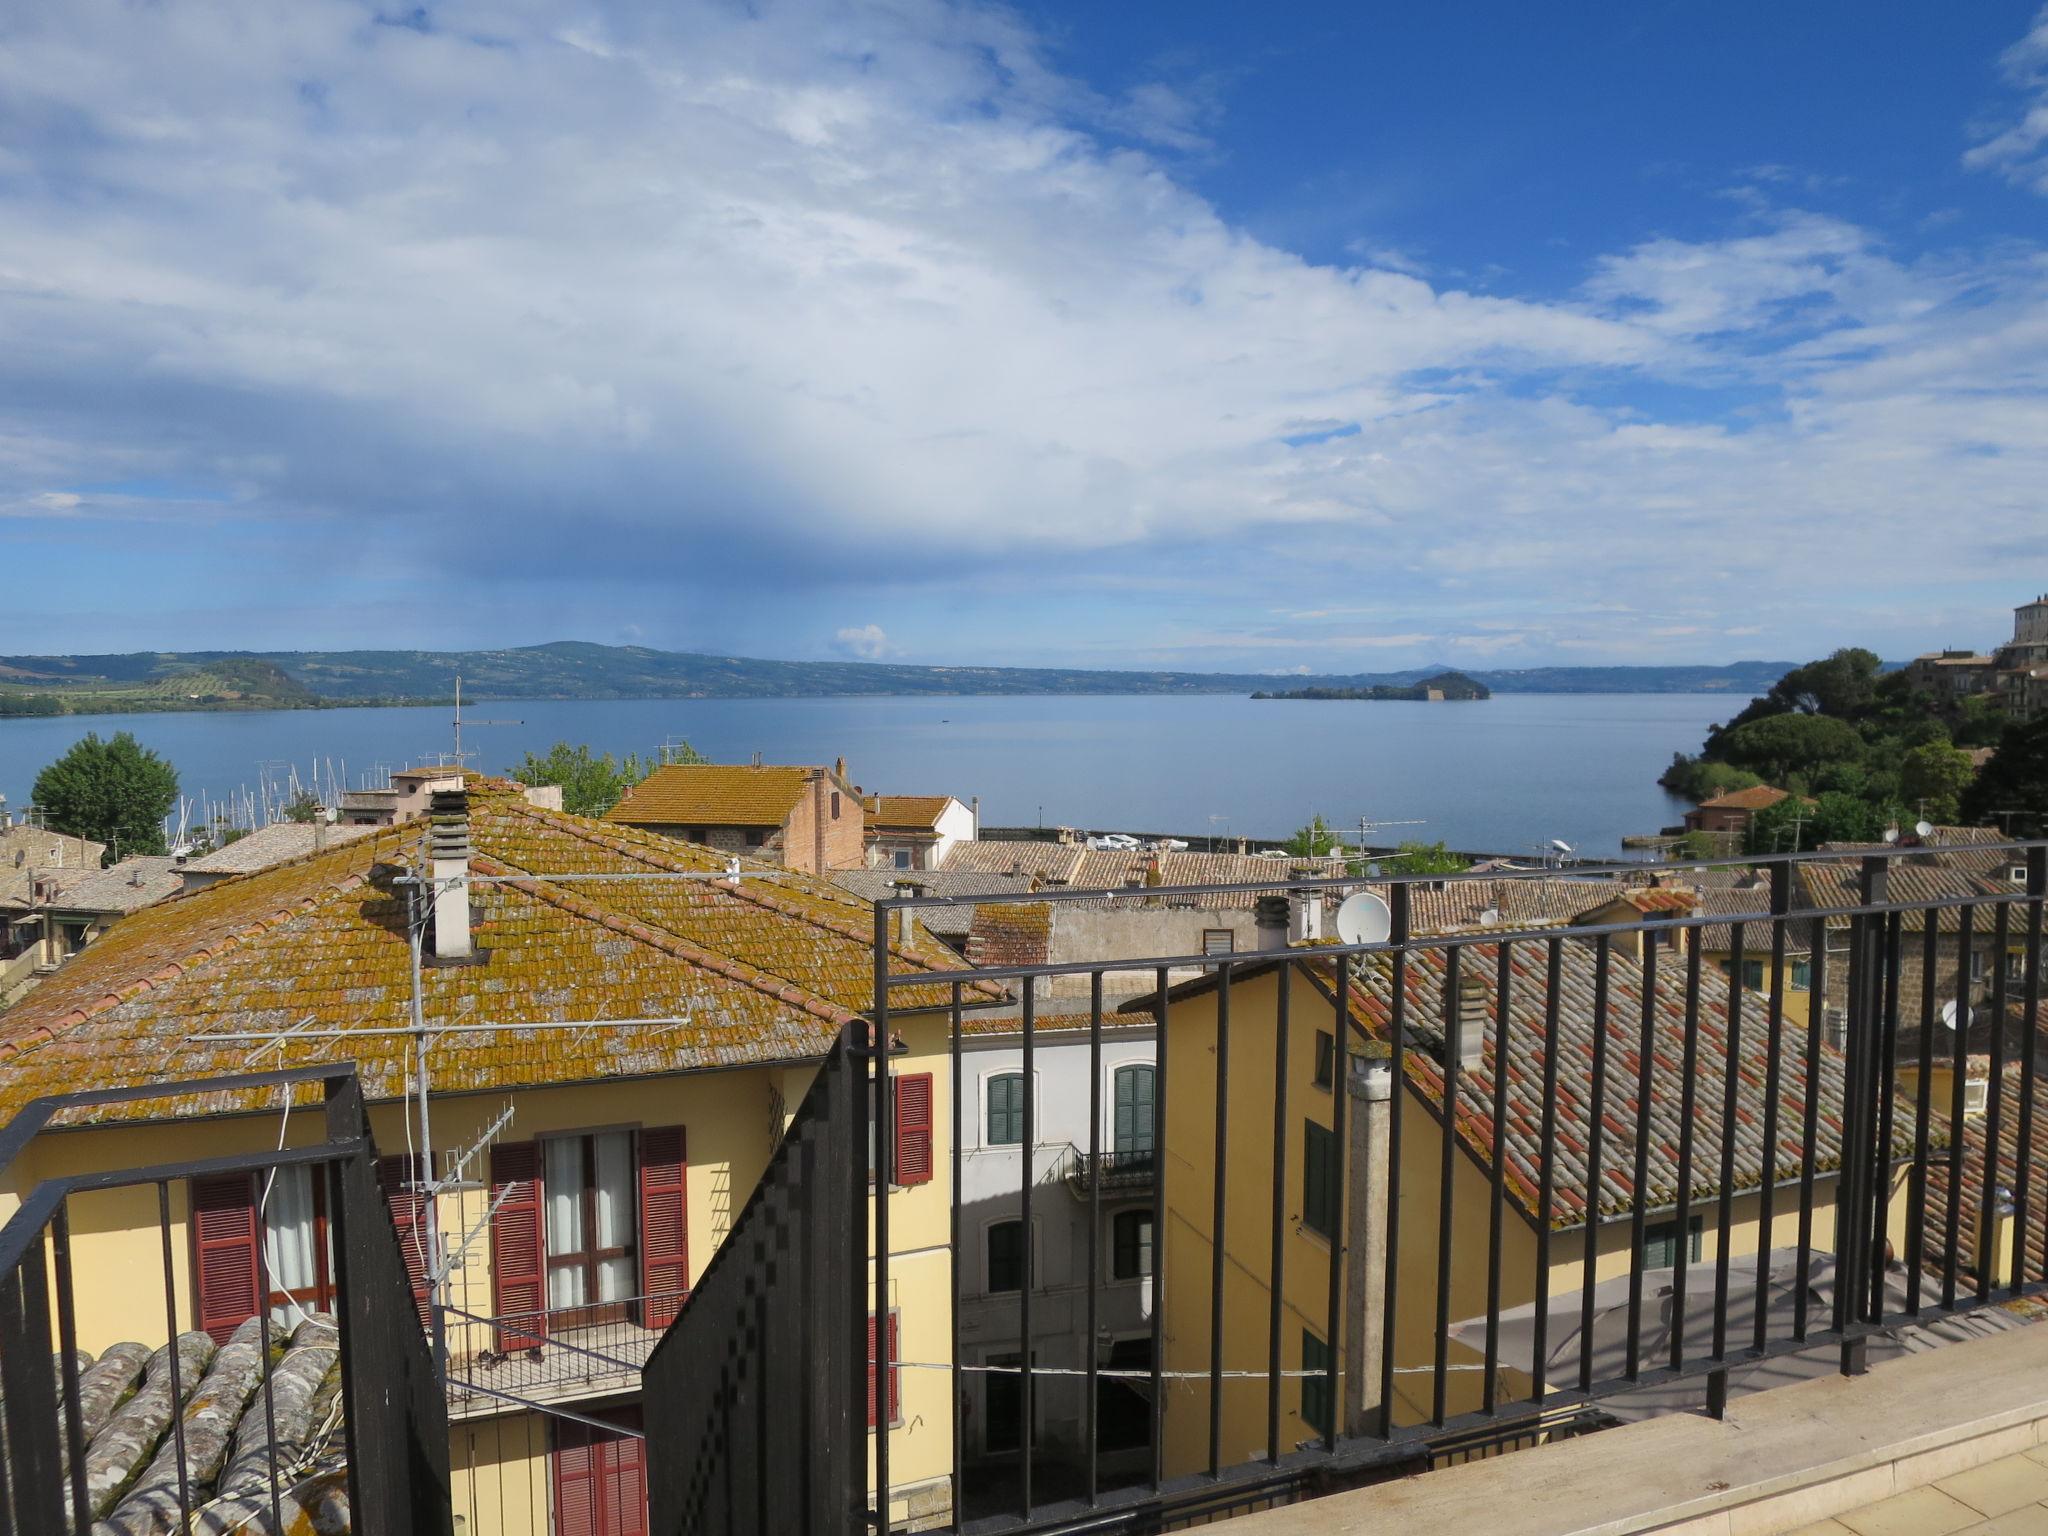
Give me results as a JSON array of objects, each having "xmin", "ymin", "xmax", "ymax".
[
  {"xmin": 2008, "ymin": 949, "xmax": 2029, "ymax": 984},
  {"xmin": 1112, "ymin": 1209, "xmax": 1154, "ymax": 1280},
  {"xmin": 2014, "ymin": 866, "xmax": 2030, "ymax": 885},
  {"xmin": 543, "ymin": 1131, "xmax": 637, "ymax": 1324},
  {"xmin": 1790, "ymin": 958, "xmax": 1813, "ymax": 991},
  {"xmin": 686, "ymin": 827, "xmax": 707, "ymax": 843},
  {"xmin": 894, "ymin": 849, "xmax": 912, "ymax": 869},
  {"xmin": 1201, "ymin": 928, "xmax": 1235, "ymax": 956},
  {"xmin": 745, "ymin": 829, "xmax": 767, "ymax": 847},
  {"xmin": 1112, "ymin": 1064, "xmax": 1155, "ymax": 1157},
  {"xmin": 1303, "ymin": 1119, "xmax": 1338, "ymax": 1239},
  {"xmin": 988, "ymin": 1072, "xmax": 1025, "ymax": 1146},
  {"xmin": 1642, "ymin": 1216, "xmax": 1703, "ymax": 1269},
  {"xmin": 262, "ymin": 1164, "xmax": 339, "ymax": 1328},
  {"xmin": 984, "ymin": 1349, "xmax": 1024, "ymax": 1452},
  {"xmin": 1971, "ymin": 950, "xmax": 1987, "ymax": 983},
  {"xmin": 1313, "ymin": 1030, "xmax": 1336, "ymax": 1091},
  {"xmin": 831, "ymin": 791, "xmax": 842, "ymax": 820},
  {"xmin": 868, "ymin": 1312, "xmax": 901, "ymax": 1429},
  {"xmin": 1300, "ymin": 1330, "xmax": 1332, "ymax": 1438},
  {"xmin": 866, "ymin": 1073, "xmax": 934, "ymax": 1185},
  {"xmin": 987, "ymin": 1220, "xmax": 1026, "ymax": 1293},
  {"xmin": 552, "ymin": 1407, "xmax": 647, "ymax": 1536},
  {"xmin": 1740, "ymin": 958, "xmax": 1766, "ymax": 991}
]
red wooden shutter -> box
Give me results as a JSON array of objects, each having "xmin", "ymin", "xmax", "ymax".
[
  {"xmin": 637, "ymin": 1127, "xmax": 689, "ymax": 1330},
  {"xmin": 377, "ymin": 1154, "xmax": 433, "ymax": 1330},
  {"xmin": 489, "ymin": 1142, "xmax": 546, "ymax": 1350},
  {"xmin": 552, "ymin": 1421, "xmax": 597, "ymax": 1536},
  {"xmin": 605, "ymin": 1422, "xmax": 648, "ymax": 1536},
  {"xmin": 866, "ymin": 1313, "xmax": 901, "ymax": 1428},
  {"xmin": 191, "ymin": 1172, "xmax": 260, "ymax": 1343},
  {"xmin": 894, "ymin": 1073, "xmax": 933, "ymax": 1185}
]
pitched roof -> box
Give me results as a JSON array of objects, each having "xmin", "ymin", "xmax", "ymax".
[
  {"xmin": 936, "ymin": 841, "xmax": 1348, "ymax": 906},
  {"xmin": 1147, "ymin": 939, "xmax": 1872, "ymax": 1230},
  {"xmin": 864, "ymin": 795, "xmax": 956, "ymax": 832},
  {"xmin": 0, "ymin": 824, "xmax": 105, "ymax": 908},
  {"xmin": 966, "ymin": 903, "xmax": 1053, "ymax": 968},
  {"xmin": 0, "ymin": 782, "xmax": 980, "ymax": 1127},
  {"xmin": 1923, "ymin": 1067, "xmax": 2048, "ymax": 1287},
  {"xmin": 1799, "ymin": 860, "xmax": 2019, "ymax": 934},
  {"xmin": 1369, "ymin": 876, "xmax": 1631, "ymax": 936},
  {"xmin": 1818, "ymin": 826, "xmax": 2013, "ymax": 877},
  {"xmin": 180, "ymin": 821, "xmax": 379, "ymax": 876},
  {"xmin": 603, "ymin": 764, "xmax": 817, "ymax": 828},
  {"xmin": 1690, "ymin": 885, "xmax": 1817, "ymax": 957},
  {"xmin": 45, "ymin": 856, "xmax": 184, "ymax": 914},
  {"xmin": 1695, "ymin": 785, "xmax": 1795, "ymax": 813}
]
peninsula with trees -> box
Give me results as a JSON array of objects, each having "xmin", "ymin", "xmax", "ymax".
[{"xmin": 1251, "ymin": 671, "xmax": 1490, "ymax": 702}]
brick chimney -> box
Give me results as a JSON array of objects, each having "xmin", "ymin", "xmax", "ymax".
[
  {"xmin": 1449, "ymin": 973, "xmax": 1489, "ymax": 1067},
  {"xmin": 429, "ymin": 788, "xmax": 473, "ymax": 962}
]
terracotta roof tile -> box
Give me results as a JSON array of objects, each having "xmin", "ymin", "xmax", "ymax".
[
  {"xmin": 604, "ymin": 764, "xmax": 817, "ymax": 827},
  {"xmin": 864, "ymin": 796, "xmax": 954, "ymax": 831},
  {"xmin": 1695, "ymin": 785, "xmax": 1795, "ymax": 812}
]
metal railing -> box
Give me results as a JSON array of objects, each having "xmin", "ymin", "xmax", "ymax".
[
  {"xmin": 437, "ymin": 1292, "xmax": 688, "ymax": 1414},
  {"xmin": 1063, "ymin": 1146, "xmax": 1157, "ymax": 1196},
  {"xmin": 0, "ymin": 1065, "xmax": 452, "ymax": 1535},
  {"xmin": 862, "ymin": 839, "xmax": 2048, "ymax": 1536}
]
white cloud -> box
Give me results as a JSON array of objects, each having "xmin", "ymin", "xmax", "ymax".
[
  {"xmin": 1967, "ymin": 5, "xmax": 2048, "ymax": 194},
  {"xmin": 833, "ymin": 623, "xmax": 893, "ymax": 659}
]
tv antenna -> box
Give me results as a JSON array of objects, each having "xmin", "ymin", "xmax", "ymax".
[{"xmin": 451, "ymin": 675, "xmax": 523, "ymax": 767}]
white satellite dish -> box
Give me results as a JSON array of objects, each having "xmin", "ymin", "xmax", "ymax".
[
  {"xmin": 1550, "ymin": 838, "xmax": 1575, "ymax": 854},
  {"xmin": 1916, "ymin": 820, "xmax": 1935, "ymax": 838},
  {"xmin": 1940, "ymin": 999, "xmax": 1966, "ymax": 1032},
  {"xmin": 1335, "ymin": 891, "xmax": 1393, "ymax": 946},
  {"xmin": 1883, "ymin": 826, "xmax": 1899, "ymax": 844}
]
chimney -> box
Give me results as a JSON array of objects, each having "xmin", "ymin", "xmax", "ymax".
[
  {"xmin": 429, "ymin": 788, "xmax": 473, "ymax": 962},
  {"xmin": 1977, "ymin": 1186, "xmax": 2016, "ymax": 1283},
  {"xmin": 1288, "ymin": 886, "xmax": 1323, "ymax": 943},
  {"xmin": 314, "ymin": 813, "xmax": 329, "ymax": 853},
  {"xmin": 1450, "ymin": 974, "xmax": 1488, "ymax": 1067},
  {"xmin": 1255, "ymin": 894, "xmax": 1289, "ymax": 950},
  {"xmin": 971, "ymin": 795, "xmax": 981, "ymax": 841}
]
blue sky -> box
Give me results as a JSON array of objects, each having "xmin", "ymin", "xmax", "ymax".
[{"xmin": 2, "ymin": 0, "xmax": 2046, "ymax": 672}]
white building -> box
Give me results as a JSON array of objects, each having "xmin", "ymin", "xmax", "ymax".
[
  {"xmin": 864, "ymin": 795, "xmax": 979, "ymax": 870},
  {"xmin": 955, "ymin": 1010, "xmax": 1159, "ymax": 1488}
]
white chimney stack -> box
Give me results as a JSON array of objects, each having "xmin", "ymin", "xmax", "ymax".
[{"xmin": 429, "ymin": 788, "xmax": 473, "ymax": 962}]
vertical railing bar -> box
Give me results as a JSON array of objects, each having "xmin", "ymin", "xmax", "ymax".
[
  {"xmin": 1207, "ymin": 961, "xmax": 1231, "ymax": 1479},
  {"xmin": 1482, "ymin": 942, "xmax": 1512, "ymax": 1415},
  {"xmin": 950, "ymin": 981, "xmax": 966, "ymax": 1529},
  {"xmin": 1150, "ymin": 964, "xmax": 1169, "ymax": 1491},
  {"xmin": 251, "ymin": 1164, "xmax": 285, "ymax": 1536},
  {"xmin": 1266, "ymin": 961, "xmax": 1291, "ymax": 1464},
  {"xmin": 1530, "ymin": 938, "xmax": 1562, "ymax": 1402},
  {"xmin": 156, "ymin": 1180, "xmax": 196, "ymax": 1532},
  {"xmin": 1907, "ymin": 912, "xmax": 1937, "ymax": 1314},
  {"xmin": 51, "ymin": 1200, "xmax": 90, "ymax": 1536},
  {"xmin": 1581, "ymin": 934, "xmax": 1612, "ymax": 1394},
  {"xmin": 1872, "ymin": 911, "xmax": 1902, "ymax": 1325},
  {"xmin": 1979, "ymin": 902, "xmax": 2011, "ymax": 1306},
  {"xmin": 1085, "ymin": 970, "xmax": 1103, "ymax": 1507},
  {"xmin": 1713, "ymin": 924, "xmax": 1745, "ymax": 1364},
  {"xmin": 1670, "ymin": 935, "xmax": 1704, "ymax": 1373},
  {"xmin": 2018, "ymin": 850, "xmax": 2046, "ymax": 1289},
  {"xmin": 1323, "ymin": 954, "xmax": 1348, "ymax": 1454},
  {"xmin": 1432, "ymin": 944, "xmax": 1461, "ymax": 1427},
  {"xmin": 1795, "ymin": 912, "xmax": 1828, "ymax": 1341},
  {"xmin": 871, "ymin": 902, "xmax": 894, "ymax": 1536},
  {"xmin": 1753, "ymin": 865, "xmax": 1791, "ymax": 1354},
  {"xmin": 1833, "ymin": 900, "xmax": 1866, "ymax": 1341},
  {"xmin": 1942, "ymin": 905, "xmax": 1973, "ymax": 1312},
  {"xmin": 1379, "ymin": 886, "xmax": 1410, "ymax": 1437},
  {"xmin": 1020, "ymin": 974, "xmax": 1036, "ymax": 1519},
  {"xmin": 1625, "ymin": 932, "xmax": 1658, "ymax": 1380}
]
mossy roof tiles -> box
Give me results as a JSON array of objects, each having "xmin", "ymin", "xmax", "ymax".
[
  {"xmin": 603, "ymin": 764, "xmax": 815, "ymax": 827},
  {"xmin": 0, "ymin": 785, "xmax": 978, "ymax": 1126}
]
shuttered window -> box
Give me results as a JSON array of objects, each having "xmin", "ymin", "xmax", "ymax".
[
  {"xmin": 987, "ymin": 1073, "xmax": 1025, "ymax": 1146},
  {"xmin": 1303, "ymin": 1119, "xmax": 1338, "ymax": 1239},
  {"xmin": 895, "ymin": 1074, "xmax": 933, "ymax": 1185},
  {"xmin": 192, "ymin": 1172, "xmax": 261, "ymax": 1344},
  {"xmin": 867, "ymin": 1312, "xmax": 901, "ymax": 1429},
  {"xmin": 1301, "ymin": 1330, "xmax": 1332, "ymax": 1437},
  {"xmin": 1113, "ymin": 1065, "xmax": 1155, "ymax": 1157},
  {"xmin": 1112, "ymin": 1209, "xmax": 1153, "ymax": 1280},
  {"xmin": 377, "ymin": 1155, "xmax": 432, "ymax": 1329},
  {"xmin": 638, "ymin": 1127, "xmax": 689, "ymax": 1329},
  {"xmin": 552, "ymin": 1407, "xmax": 647, "ymax": 1536},
  {"xmin": 489, "ymin": 1141, "xmax": 547, "ymax": 1350}
]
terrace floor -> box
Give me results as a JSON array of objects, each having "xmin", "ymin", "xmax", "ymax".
[{"xmin": 1791, "ymin": 1450, "xmax": 2048, "ymax": 1535}]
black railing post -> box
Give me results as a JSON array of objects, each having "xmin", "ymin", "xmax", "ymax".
[
  {"xmin": 0, "ymin": 1225, "xmax": 64, "ymax": 1536},
  {"xmin": 2019, "ymin": 848, "xmax": 2047, "ymax": 1289},
  {"xmin": 870, "ymin": 902, "xmax": 894, "ymax": 1536}
]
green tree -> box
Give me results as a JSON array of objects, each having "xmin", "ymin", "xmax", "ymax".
[
  {"xmin": 510, "ymin": 740, "xmax": 680, "ymax": 817},
  {"xmin": 283, "ymin": 789, "xmax": 322, "ymax": 823},
  {"xmin": 1283, "ymin": 815, "xmax": 1344, "ymax": 858},
  {"xmin": 32, "ymin": 732, "xmax": 179, "ymax": 861},
  {"xmin": 1898, "ymin": 741, "xmax": 1976, "ymax": 825},
  {"xmin": 1713, "ymin": 712, "xmax": 1865, "ymax": 784},
  {"xmin": 1378, "ymin": 840, "xmax": 1469, "ymax": 876},
  {"xmin": 1961, "ymin": 714, "xmax": 2048, "ymax": 837}
]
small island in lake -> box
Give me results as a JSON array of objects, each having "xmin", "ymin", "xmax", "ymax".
[{"xmin": 1252, "ymin": 670, "xmax": 1491, "ymax": 702}]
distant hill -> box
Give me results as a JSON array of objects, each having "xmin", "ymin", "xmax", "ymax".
[
  {"xmin": 1252, "ymin": 670, "xmax": 1492, "ymax": 702},
  {"xmin": 0, "ymin": 642, "xmax": 1800, "ymax": 715}
]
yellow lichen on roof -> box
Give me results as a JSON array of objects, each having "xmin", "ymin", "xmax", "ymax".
[
  {"xmin": 864, "ymin": 795, "xmax": 952, "ymax": 831},
  {"xmin": 604, "ymin": 764, "xmax": 815, "ymax": 826},
  {"xmin": 0, "ymin": 784, "xmax": 987, "ymax": 1127}
]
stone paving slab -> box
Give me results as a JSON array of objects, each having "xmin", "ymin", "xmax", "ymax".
[{"xmin": 1792, "ymin": 1451, "xmax": 2048, "ymax": 1536}]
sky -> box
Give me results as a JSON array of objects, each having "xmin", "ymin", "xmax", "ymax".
[{"xmin": 1, "ymin": 0, "xmax": 2046, "ymax": 674}]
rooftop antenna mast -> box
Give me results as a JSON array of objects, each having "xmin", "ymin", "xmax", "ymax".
[{"xmin": 450, "ymin": 674, "xmax": 523, "ymax": 768}]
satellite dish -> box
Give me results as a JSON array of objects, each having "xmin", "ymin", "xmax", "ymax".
[
  {"xmin": 1940, "ymin": 1000, "xmax": 1966, "ymax": 1032},
  {"xmin": 1915, "ymin": 820, "xmax": 1934, "ymax": 838},
  {"xmin": 1550, "ymin": 838, "xmax": 1575, "ymax": 854},
  {"xmin": 1335, "ymin": 891, "xmax": 1393, "ymax": 946},
  {"xmin": 1883, "ymin": 827, "xmax": 1900, "ymax": 844}
]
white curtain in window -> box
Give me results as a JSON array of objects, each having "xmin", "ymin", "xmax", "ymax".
[
  {"xmin": 594, "ymin": 1131, "xmax": 634, "ymax": 1302},
  {"xmin": 545, "ymin": 1138, "xmax": 587, "ymax": 1310},
  {"xmin": 264, "ymin": 1166, "xmax": 318, "ymax": 1327}
]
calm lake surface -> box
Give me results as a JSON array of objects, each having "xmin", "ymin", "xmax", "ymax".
[{"xmin": 0, "ymin": 693, "xmax": 1743, "ymax": 857}]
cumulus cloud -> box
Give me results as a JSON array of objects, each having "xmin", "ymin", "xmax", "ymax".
[
  {"xmin": 1967, "ymin": 5, "xmax": 2048, "ymax": 194},
  {"xmin": 0, "ymin": 0, "xmax": 2042, "ymax": 667},
  {"xmin": 834, "ymin": 623, "xmax": 893, "ymax": 659}
]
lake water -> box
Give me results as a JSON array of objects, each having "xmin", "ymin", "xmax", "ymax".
[{"xmin": 0, "ymin": 693, "xmax": 1741, "ymax": 857}]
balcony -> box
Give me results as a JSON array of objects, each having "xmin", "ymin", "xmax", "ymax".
[
  {"xmin": 437, "ymin": 1294, "xmax": 686, "ymax": 1420},
  {"xmin": 1061, "ymin": 1145, "xmax": 1157, "ymax": 1197}
]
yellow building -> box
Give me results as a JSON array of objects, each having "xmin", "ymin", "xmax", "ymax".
[
  {"xmin": 0, "ymin": 778, "xmax": 980, "ymax": 1535},
  {"xmin": 1153, "ymin": 936, "xmax": 1872, "ymax": 1478}
]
